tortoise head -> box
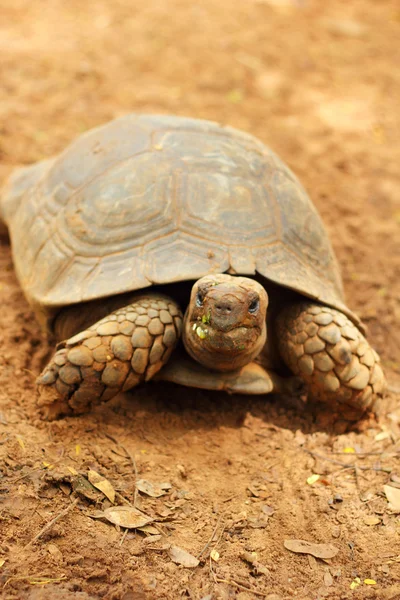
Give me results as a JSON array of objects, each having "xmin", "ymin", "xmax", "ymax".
[{"xmin": 183, "ymin": 274, "xmax": 268, "ymax": 371}]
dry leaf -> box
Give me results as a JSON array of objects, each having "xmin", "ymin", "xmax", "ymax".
[
  {"xmin": 137, "ymin": 524, "xmax": 160, "ymax": 535},
  {"xmin": 169, "ymin": 546, "xmax": 199, "ymax": 568},
  {"xmin": 284, "ymin": 539, "xmax": 339, "ymax": 559},
  {"xmin": 88, "ymin": 470, "xmax": 115, "ymax": 503},
  {"xmin": 343, "ymin": 447, "xmax": 355, "ymax": 454},
  {"xmin": 363, "ymin": 516, "xmax": 381, "ymax": 526},
  {"xmin": 383, "ymin": 485, "xmax": 400, "ymax": 512},
  {"xmin": 364, "ymin": 579, "xmax": 377, "ymax": 585},
  {"xmin": 0, "ymin": 560, "xmax": 5, "ymax": 568},
  {"xmin": 350, "ymin": 577, "xmax": 361, "ymax": 589},
  {"xmin": 103, "ymin": 506, "xmax": 153, "ymax": 529},
  {"xmin": 307, "ymin": 474, "xmax": 320, "ymax": 485},
  {"xmin": 136, "ymin": 479, "xmax": 171, "ymax": 498},
  {"xmin": 324, "ymin": 570, "xmax": 333, "ymax": 586}
]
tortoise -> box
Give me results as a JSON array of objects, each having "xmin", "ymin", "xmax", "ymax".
[{"xmin": 0, "ymin": 114, "xmax": 386, "ymax": 420}]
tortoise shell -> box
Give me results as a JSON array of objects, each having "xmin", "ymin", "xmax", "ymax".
[{"xmin": 0, "ymin": 114, "xmax": 356, "ymax": 325}]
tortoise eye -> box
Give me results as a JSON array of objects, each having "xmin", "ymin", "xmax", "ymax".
[
  {"xmin": 248, "ymin": 297, "xmax": 259, "ymax": 313},
  {"xmin": 196, "ymin": 292, "xmax": 204, "ymax": 307}
]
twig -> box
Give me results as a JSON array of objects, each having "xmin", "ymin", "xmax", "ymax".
[
  {"xmin": 24, "ymin": 498, "xmax": 79, "ymax": 548},
  {"xmin": 104, "ymin": 433, "xmax": 139, "ymax": 507},
  {"xmin": 303, "ymin": 449, "xmax": 392, "ymax": 472},
  {"xmin": 119, "ymin": 527, "xmax": 129, "ymax": 546},
  {"xmin": 214, "ymin": 577, "xmax": 268, "ymax": 597},
  {"xmin": 197, "ymin": 515, "xmax": 223, "ymax": 560}
]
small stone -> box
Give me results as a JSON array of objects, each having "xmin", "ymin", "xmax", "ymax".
[
  {"xmin": 136, "ymin": 315, "xmax": 150, "ymax": 326},
  {"xmin": 341, "ymin": 325, "xmax": 358, "ymax": 341},
  {"xmin": 335, "ymin": 356, "xmax": 361, "ymax": 382},
  {"xmin": 131, "ymin": 327, "xmax": 152, "ymax": 348},
  {"xmin": 131, "ymin": 348, "xmax": 149, "ymax": 374},
  {"xmin": 119, "ymin": 321, "xmax": 135, "ymax": 336},
  {"xmin": 83, "ymin": 337, "xmax": 102, "ymax": 350},
  {"xmin": 360, "ymin": 349, "xmax": 375, "ymax": 367},
  {"xmin": 304, "ymin": 336, "xmax": 325, "ymax": 354},
  {"xmin": 97, "ymin": 322, "xmax": 120, "ymax": 336},
  {"xmin": 148, "ymin": 309, "xmax": 159, "ymax": 319},
  {"xmin": 126, "ymin": 313, "xmax": 138, "ymax": 322},
  {"xmin": 314, "ymin": 312, "xmax": 333, "ymax": 325},
  {"xmin": 150, "ymin": 302, "xmax": 159, "ymax": 310},
  {"xmin": 54, "ymin": 352, "xmax": 68, "ymax": 367},
  {"xmin": 163, "ymin": 324, "xmax": 177, "ymax": 347},
  {"xmin": 298, "ymin": 354, "xmax": 314, "ymax": 375},
  {"xmin": 66, "ymin": 330, "xmax": 96, "ymax": 346},
  {"xmin": 92, "ymin": 345, "xmax": 113, "ymax": 363},
  {"xmin": 68, "ymin": 346, "xmax": 94, "ymax": 367},
  {"xmin": 318, "ymin": 324, "xmax": 341, "ymax": 344},
  {"xmin": 327, "ymin": 339, "xmax": 352, "ymax": 365},
  {"xmin": 148, "ymin": 318, "xmax": 164, "ymax": 336},
  {"xmin": 347, "ymin": 365, "xmax": 370, "ymax": 390},
  {"xmin": 59, "ymin": 365, "xmax": 82, "ymax": 385},
  {"xmin": 136, "ymin": 306, "xmax": 147, "ymax": 315},
  {"xmin": 111, "ymin": 335, "xmax": 133, "ymax": 361},
  {"xmin": 117, "ymin": 314, "xmax": 125, "ymax": 322},
  {"xmin": 102, "ymin": 361, "xmax": 130, "ymax": 387},
  {"xmin": 305, "ymin": 322, "xmax": 318, "ymax": 336},
  {"xmin": 304, "ymin": 314, "xmax": 313, "ymax": 323},
  {"xmin": 313, "ymin": 352, "xmax": 334, "ymax": 372},
  {"xmin": 159, "ymin": 310, "xmax": 173, "ymax": 324}
]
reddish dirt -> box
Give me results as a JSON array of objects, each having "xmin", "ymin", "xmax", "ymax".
[{"xmin": 0, "ymin": 0, "xmax": 400, "ymax": 598}]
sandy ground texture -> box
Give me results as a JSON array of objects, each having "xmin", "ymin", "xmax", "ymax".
[{"xmin": 1, "ymin": 0, "xmax": 400, "ymax": 598}]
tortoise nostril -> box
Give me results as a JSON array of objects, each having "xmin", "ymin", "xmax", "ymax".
[{"xmin": 215, "ymin": 302, "xmax": 232, "ymax": 313}]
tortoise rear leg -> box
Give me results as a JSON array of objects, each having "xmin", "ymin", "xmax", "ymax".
[
  {"xmin": 276, "ymin": 303, "xmax": 387, "ymax": 418},
  {"xmin": 37, "ymin": 294, "xmax": 183, "ymax": 419}
]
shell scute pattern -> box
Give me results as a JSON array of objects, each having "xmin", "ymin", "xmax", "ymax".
[{"xmin": 1, "ymin": 114, "xmax": 355, "ymax": 325}]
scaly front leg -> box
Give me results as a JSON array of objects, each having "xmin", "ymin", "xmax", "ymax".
[
  {"xmin": 276, "ymin": 303, "xmax": 387, "ymax": 417},
  {"xmin": 37, "ymin": 295, "xmax": 182, "ymax": 419}
]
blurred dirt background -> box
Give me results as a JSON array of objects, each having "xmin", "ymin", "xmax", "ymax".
[{"xmin": 0, "ymin": 0, "xmax": 400, "ymax": 598}]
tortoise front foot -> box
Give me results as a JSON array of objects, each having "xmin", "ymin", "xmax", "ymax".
[
  {"xmin": 277, "ymin": 303, "xmax": 387, "ymax": 418},
  {"xmin": 37, "ymin": 295, "xmax": 182, "ymax": 419}
]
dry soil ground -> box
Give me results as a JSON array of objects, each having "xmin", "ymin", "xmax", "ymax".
[{"xmin": 0, "ymin": 1, "xmax": 399, "ymax": 599}]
